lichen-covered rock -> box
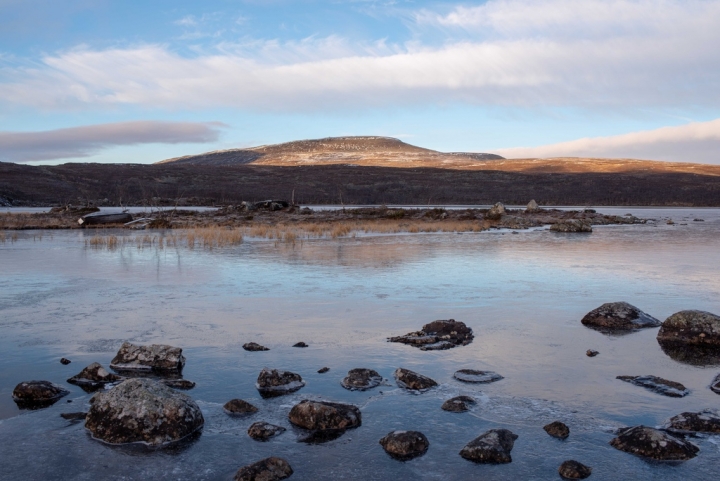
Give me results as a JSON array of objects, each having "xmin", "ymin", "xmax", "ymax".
[
  {"xmin": 341, "ymin": 368, "xmax": 383, "ymax": 391},
  {"xmin": 616, "ymin": 375, "xmax": 688, "ymax": 397},
  {"xmin": 485, "ymin": 202, "xmax": 506, "ymax": 220},
  {"xmin": 453, "ymin": 369, "xmax": 503, "ymax": 384},
  {"xmin": 12, "ymin": 381, "xmax": 69, "ymax": 408},
  {"xmin": 234, "ymin": 457, "xmax": 293, "ymax": 481},
  {"xmin": 394, "ymin": 368, "xmax": 438, "ymax": 391},
  {"xmin": 379, "ymin": 430, "xmax": 429, "ymax": 460},
  {"xmin": 559, "ymin": 460, "xmax": 592, "ymax": 479},
  {"xmin": 543, "ymin": 421, "xmax": 570, "ymax": 439},
  {"xmin": 526, "ymin": 200, "xmax": 539, "ymax": 213},
  {"xmin": 657, "ymin": 310, "xmax": 720, "ymax": 347},
  {"xmin": 388, "ymin": 319, "xmax": 473, "ymax": 350},
  {"xmin": 664, "ymin": 410, "xmax": 720, "ymax": 434},
  {"xmin": 243, "ymin": 342, "xmax": 269, "ymax": 352},
  {"xmin": 110, "ymin": 342, "xmax": 186, "ymax": 372},
  {"xmin": 85, "ymin": 378, "xmax": 204, "ymax": 446},
  {"xmin": 550, "ymin": 220, "xmax": 592, "ymax": 233},
  {"xmin": 161, "ymin": 379, "xmax": 195, "ymax": 390},
  {"xmin": 442, "ymin": 396, "xmax": 476, "ymax": 413},
  {"xmin": 459, "ymin": 429, "xmax": 518, "ymax": 464},
  {"xmin": 581, "ymin": 302, "xmax": 660, "ymax": 331},
  {"xmin": 67, "ymin": 362, "xmax": 122, "ymax": 390},
  {"xmin": 248, "ymin": 422, "xmax": 286, "ymax": 441},
  {"xmin": 288, "ymin": 400, "xmax": 361, "ymax": 431},
  {"xmin": 609, "ymin": 426, "xmax": 698, "ymax": 460},
  {"xmin": 256, "ymin": 368, "xmax": 305, "ymax": 397},
  {"xmin": 224, "ymin": 399, "xmax": 259, "ymax": 415}
]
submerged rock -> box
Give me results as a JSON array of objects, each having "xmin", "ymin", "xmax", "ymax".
[
  {"xmin": 609, "ymin": 426, "xmax": 698, "ymax": 460},
  {"xmin": 459, "ymin": 429, "xmax": 518, "ymax": 464},
  {"xmin": 292, "ymin": 342, "xmax": 308, "ymax": 348},
  {"xmin": 665, "ymin": 410, "xmax": 720, "ymax": 434},
  {"xmin": 657, "ymin": 310, "xmax": 720, "ymax": 348},
  {"xmin": 442, "ymin": 396, "xmax": 476, "ymax": 413},
  {"xmin": 248, "ymin": 422, "xmax": 286, "ymax": 441},
  {"xmin": 526, "ymin": 199, "xmax": 540, "ymax": 213},
  {"xmin": 60, "ymin": 412, "xmax": 88, "ymax": 421},
  {"xmin": 581, "ymin": 302, "xmax": 660, "ymax": 331},
  {"xmin": 256, "ymin": 368, "xmax": 305, "ymax": 397},
  {"xmin": 224, "ymin": 399, "xmax": 259, "ymax": 415},
  {"xmin": 60, "ymin": 358, "xmax": 71, "ymax": 365},
  {"xmin": 616, "ymin": 375, "xmax": 689, "ymax": 397},
  {"xmin": 341, "ymin": 368, "xmax": 383, "ymax": 391},
  {"xmin": 485, "ymin": 202, "xmax": 506, "ymax": 220},
  {"xmin": 243, "ymin": 342, "xmax": 269, "ymax": 352},
  {"xmin": 12, "ymin": 381, "xmax": 69, "ymax": 408},
  {"xmin": 388, "ymin": 319, "xmax": 473, "ymax": 350},
  {"xmin": 379, "ymin": 430, "xmax": 430, "ymax": 460},
  {"xmin": 288, "ymin": 400, "xmax": 361, "ymax": 432},
  {"xmin": 85, "ymin": 378, "xmax": 204, "ymax": 446},
  {"xmin": 394, "ymin": 368, "xmax": 438, "ymax": 391},
  {"xmin": 317, "ymin": 367, "xmax": 330, "ymax": 374},
  {"xmin": 550, "ymin": 220, "xmax": 592, "ymax": 233},
  {"xmin": 234, "ymin": 457, "xmax": 293, "ymax": 481},
  {"xmin": 453, "ymin": 369, "xmax": 503, "ymax": 384},
  {"xmin": 110, "ymin": 341, "xmax": 186, "ymax": 372},
  {"xmin": 67, "ymin": 362, "xmax": 122, "ymax": 390},
  {"xmin": 161, "ymin": 379, "xmax": 196, "ymax": 390},
  {"xmin": 559, "ymin": 460, "xmax": 592, "ymax": 480},
  {"xmin": 586, "ymin": 350, "xmax": 599, "ymax": 357},
  {"xmin": 544, "ymin": 421, "xmax": 570, "ymax": 439}
]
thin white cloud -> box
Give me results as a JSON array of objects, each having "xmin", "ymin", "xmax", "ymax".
[
  {"xmin": 0, "ymin": 121, "xmax": 224, "ymax": 162},
  {"xmin": 494, "ymin": 118, "xmax": 720, "ymax": 163}
]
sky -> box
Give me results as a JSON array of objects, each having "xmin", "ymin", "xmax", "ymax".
[{"xmin": 1, "ymin": 0, "xmax": 719, "ymax": 165}]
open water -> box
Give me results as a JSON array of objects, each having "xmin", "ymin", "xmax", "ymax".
[{"xmin": 0, "ymin": 207, "xmax": 719, "ymax": 480}]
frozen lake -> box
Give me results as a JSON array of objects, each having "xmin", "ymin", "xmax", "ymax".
[{"xmin": 0, "ymin": 208, "xmax": 719, "ymax": 480}]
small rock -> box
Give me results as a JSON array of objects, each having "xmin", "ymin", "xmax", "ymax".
[
  {"xmin": 388, "ymin": 319, "xmax": 473, "ymax": 350},
  {"xmin": 224, "ymin": 399, "xmax": 259, "ymax": 415},
  {"xmin": 60, "ymin": 412, "xmax": 87, "ymax": 421},
  {"xmin": 292, "ymin": 342, "xmax": 308, "ymax": 348},
  {"xmin": 161, "ymin": 379, "xmax": 196, "ymax": 390},
  {"xmin": 616, "ymin": 375, "xmax": 689, "ymax": 397},
  {"xmin": 693, "ymin": 218, "xmax": 704, "ymax": 222},
  {"xmin": 526, "ymin": 199, "xmax": 539, "ymax": 213},
  {"xmin": 581, "ymin": 302, "xmax": 660, "ymax": 331},
  {"xmin": 441, "ymin": 396, "xmax": 476, "ymax": 413},
  {"xmin": 453, "ymin": 369, "xmax": 503, "ymax": 384},
  {"xmin": 234, "ymin": 457, "xmax": 293, "ymax": 481},
  {"xmin": 60, "ymin": 358, "xmax": 71, "ymax": 365},
  {"xmin": 394, "ymin": 368, "xmax": 438, "ymax": 391},
  {"xmin": 243, "ymin": 342, "xmax": 269, "ymax": 352},
  {"xmin": 712, "ymin": 373, "xmax": 720, "ymax": 394},
  {"xmin": 667, "ymin": 219, "xmax": 675, "ymax": 225},
  {"xmin": 110, "ymin": 341, "xmax": 185, "ymax": 372},
  {"xmin": 459, "ymin": 429, "xmax": 518, "ymax": 464},
  {"xmin": 657, "ymin": 310, "xmax": 720, "ymax": 347},
  {"xmin": 609, "ymin": 425, "xmax": 698, "ymax": 460},
  {"xmin": 544, "ymin": 421, "xmax": 570, "ymax": 439},
  {"xmin": 288, "ymin": 400, "xmax": 361, "ymax": 431},
  {"xmin": 486, "ymin": 202, "xmax": 506, "ymax": 220},
  {"xmin": 67, "ymin": 362, "xmax": 122, "ymax": 390},
  {"xmin": 317, "ymin": 367, "xmax": 330, "ymax": 374},
  {"xmin": 559, "ymin": 460, "xmax": 592, "ymax": 479},
  {"xmin": 247, "ymin": 421, "xmax": 286, "ymax": 441},
  {"xmin": 12, "ymin": 381, "xmax": 69, "ymax": 408},
  {"xmin": 379, "ymin": 430, "xmax": 430, "ymax": 460},
  {"xmin": 550, "ymin": 220, "xmax": 592, "ymax": 233},
  {"xmin": 664, "ymin": 410, "xmax": 720, "ymax": 434},
  {"xmin": 341, "ymin": 368, "xmax": 383, "ymax": 391},
  {"xmin": 583, "ymin": 208, "xmax": 596, "ymax": 214},
  {"xmin": 586, "ymin": 350, "xmax": 599, "ymax": 357},
  {"xmin": 256, "ymin": 368, "xmax": 305, "ymax": 397}
]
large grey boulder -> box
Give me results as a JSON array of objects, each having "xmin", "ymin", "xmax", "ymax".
[
  {"xmin": 110, "ymin": 342, "xmax": 186, "ymax": 372},
  {"xmin": 388, "ymin": 319, "xmax": 473, "ymax": 350},
  {"xmin": 581, "ymin": 302, "xmax": 660, "ymax": 331},
  {"xmin": 664, "ymin": 410, "xmax": 720, "ymax": 434},
  {"xmin": 234, "ymin": 457, "xmax": 293, "ymax": 481},
  {"xmin": 657, "ymin": 310, "xmax": 720, "ymax": 347},
  {"xmin": 12, "ymin": 380, "xmax": 69, "ymax": 408},
  {"xmin": 459, "ymin": 429, "xmax": 518, "ymax": 463},
  {"xmin": 485, "ymin": 202, "xmax": 506, "ymax": 220},
  {"xmin": 288, "ymin": 400, "xmax": 361, "ymax": 431},
  {"xmin": 67, "ymin": 362, "xmax": 122, "ymax": 390},
  {"xmin": 526, "ymin": 199, "xmax": 540, "ymax": 213},
  {"xmin": 616, "ymin": 375, "xmax": 689, "ymax": 397},
  {"xmin": 379, "ymin": 430, "xmax": 430, "ymax": 460},
  {"xmin": 85, "ymin": 378, "xmax": 204, "ymax": 446},
  {"xmin": 341, "ymin": 368, "xmax": 383, "ymax": 391},
  {"xmin": 609, "ymin": 426, "xmax": 698, "ymax": 460},
  {"xmin": 394, "ymin": 368, "xmax": 438, "ymax": 391},
  {"xmin": 256, "ymin": 368, "xmax": 305, "ymax": 397}
]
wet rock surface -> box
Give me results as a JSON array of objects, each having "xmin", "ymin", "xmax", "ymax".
[
  {"xmin": 388, "ymin": 319, "xmax": 473, "ymax": 350},
  {"xmin": 85, "ymin": 378, "xmax": 204, "ymax": 446},
  {"xmin": 224, "ymin": 399, "xmax": 259, "ymax": 415},
  {"xmin": 292, "ymin": 342, "xmax": 308, "ymax": 348},
  {"xmin": 67, "ymin": 362, "xmax": 122, "ymax": 390},
  {"xmin": 617, "ymin": 375, "xmax": 689, "ymax": 397},
  {"xmin": 453, "ymin": 369, "xmax": 503, "ymax": 384},
  {"xmin": 459, "ymin": 429, "xmax": 518, "ymax": 464},
  {"xmin": 441, "ymin": 395, "xmax": 476, "ymax": 413},
  {"xmin": 379, "ymin": 430, "xmax": 430, "ymax": 460},
  {"xmin": 665, "ymin": 410, "xmax": 720, "ymax": 434},
  {"xmin": 559, "ymin": 460, "xmax": 592, "ymax": 479},
  {"xmin": 60, "ymin": 358, "xmax": 71, "ymax": 365},
  {"xmin": 609, "ymin": 426, "xmax": 699, "ymax": 460},
  {"xmin": 657, "ymin": 310, "xmax": 720, "ymax": 347},
  {"xmin": 341, "ymin": 368, "xmax": 383, "ymax": 391},
  {"xmin": 550, "ymin": 219, "xmax": 592, "ymax": 233},
  {"xmin": 581, "ymin": 302, "xmax": 660, "ymax": 331},
  {"xmin": 288, "ymin": 400, "xmax": 361, "ymax": 432},
  {"xmin": 248, "ymin": 422, "xmax": 287, "ymax": 441},
  {"xmin": 110, "ymin": 342, "xmax": 186, "ymax": 372},
  {"xmin": 394, "ymin": 368, "xmax": 438, "ymax": 391},
  {"xmin": 243, "ymin": 342, "xmax": 269, "ymax": 352},
  {"xmin": 317, "ymin": 367, "xmax": 329, "ymax": 374},
  {"xmin": 256, "ymin": 368, "xmax": 305, "ymax": 397},
  {"xmin": 234, "ymin": 457, "xmax": 293, "ymax": 481},
  {"xmin": 161, "ymin": 379, "xmax": 195, "ymax": 390},
  {"xmin": 544, "ymin": 421, "xmax": 570, "ymax": 439},
  {"xmin": 12, "ymin": 380, "xmax": 69, "ymax": 408}
]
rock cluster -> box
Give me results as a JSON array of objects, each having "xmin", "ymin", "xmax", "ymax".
[
  {"xmin": 609, "ymin": 426, "xmax": 698, "ymax": 460},
  {"xmin": 441, "ymin": 396, "xmax": 476, "ymax": 413},
  {"xmin": 616, "ymin": 375, "xmax": 689, "ymax": 397},
  {"xmin": 581, "ymin": 302, "xmax": 660, "ymax": 331},
  {"xmin": 459, "ymin": 429, "xmax": 518, "ymax": 464},
  {"xmin": 394, "ymin": 368, "xmax": 438, "ymax": 391},
  {"xmin": 12, "ymin": 380, "xmax": 69, "ymax": 408},
  {"xmin": 379, "ymin": 430, "xmax": 430, "ymax": 460},
  {"xmin": 234, "ymin": 457, "xmax": 293, "ymax": 481},
  {"xmin": 388, "ymin": 319, "xmax": 474, "ymax": 350},
  {"xmin": 453, "ymin": 369, "xmax": 503, "ymax": 384},
  {"xmin": 341, "ymin": 368, "xmax": 383, "ymax": 391},
  {"xmin": 256, "ymin": 368, "xmax": 305, "ymax": 397},
  {"xmin": 110, "ymin": 342, "xmax": 186, "ymax": 372}
]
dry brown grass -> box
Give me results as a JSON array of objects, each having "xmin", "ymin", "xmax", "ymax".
[{"xmin": 83, "ymin": 227, "xmax": 243, "ymax": 250}]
